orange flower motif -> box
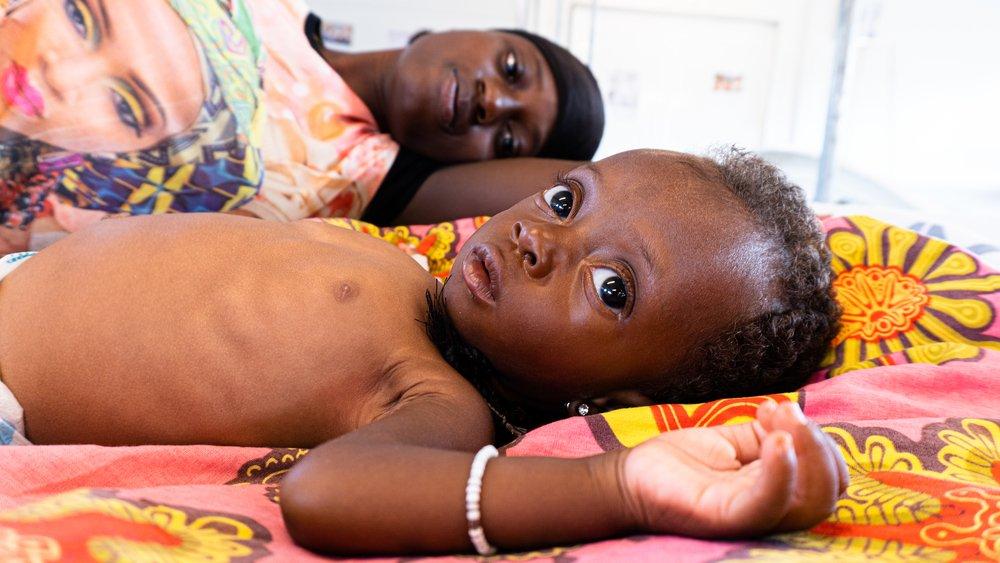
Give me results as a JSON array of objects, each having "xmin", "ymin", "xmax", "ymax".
[
  {"xmin": 833, "ymin": 265, "xmax": 930, "ymax": 344},
  {"xmin": 306, "ymin": 102, "xmax": 347, "ymax": 141},
  {"xmin": 822, "ymin": 216, "xmax": 1000, "ymax": 374},
  {"xmin": 0, "ymin": 490, "xmax": 270, "ymax": 561}
]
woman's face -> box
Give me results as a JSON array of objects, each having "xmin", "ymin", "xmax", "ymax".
[
  {"xmin": 0, "ymin": 0, "xmax": 204, "ymax": 152},
  {"xmin": 384, "ymin": 30, "xmax": 559, "ymax": 163}
]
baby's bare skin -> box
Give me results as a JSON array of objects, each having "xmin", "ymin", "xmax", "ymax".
[
  {"xmin": 0, "ymin": 214, "xmax": 462, "ymax": 446},
  {"xmin": 0, "ymin": 151, "xmax": 846, "ymax": 556}
]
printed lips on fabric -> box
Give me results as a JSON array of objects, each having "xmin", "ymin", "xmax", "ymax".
[{"xmin": 0, "ymin": 0, "xmax": 265, "ymax": 228}]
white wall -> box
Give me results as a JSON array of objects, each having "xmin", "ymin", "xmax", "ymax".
[
  {"xmin": 837, "ymin": 0, "xmax": 1000, "ymax": 204},
  {"xmin": 306, "ymin": 0, "xmax": 532, "ymax": 51},
  {"xmin": 557, "ymin": 0, "xmax": 818, "ymax": 157}
]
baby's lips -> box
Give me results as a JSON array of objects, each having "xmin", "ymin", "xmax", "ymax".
[{"xmin": 1, "ymin": 61, "xmax": 45, "ymax": 118}]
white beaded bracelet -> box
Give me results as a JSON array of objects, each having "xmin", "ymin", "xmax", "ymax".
[{"xmin": 465, "ymin": 444, "xmax": 499, "ymax": 556}]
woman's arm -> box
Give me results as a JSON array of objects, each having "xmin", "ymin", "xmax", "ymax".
[
  {"xmin": 280, "ymin": 377, "xmax": 846, "ymax": 556},
  {"xmin": 392, "ymin": 158, "xmax": 582, "ymax": 224}
]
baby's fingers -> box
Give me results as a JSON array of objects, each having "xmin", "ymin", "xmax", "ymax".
[
  {"xmin": 752, "ymin": 398, "xmax": 789, "ymax": 437},
  {"xmin": 757, "ymin": 401, "xmax": 848, "ymax": 496},
  {"xmin": 719, "ymin": 430, "xmax": 796, "ymax": 536},
  {"xmin": 772, "ymin": 403, "xmax": 842, "ymax": 531}
]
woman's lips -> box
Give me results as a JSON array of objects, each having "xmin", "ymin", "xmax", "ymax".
[
  {"xmin": 1, "ymin": 62, "xmax": 44, "ymax": 118},
  {"xmin": 440, "ymin": 68, "xmax": 459, "ymax": 132},
  {"xmin": 440, "ymin": 68, "xmax": 473, "ymax": 135},
  {"xmin": 462, "ymin": 245, "xmax": 502, "ymax": 305}
]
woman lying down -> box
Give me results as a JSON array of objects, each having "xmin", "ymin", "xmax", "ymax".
[{"xmin": 0, "ymin": 148, "xmax": 845, "ymax": 555}]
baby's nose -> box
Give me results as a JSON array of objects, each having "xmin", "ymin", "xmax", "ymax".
[{"xmin": 511, "ymin": 221, "xmax": 555, "ymax": 279}]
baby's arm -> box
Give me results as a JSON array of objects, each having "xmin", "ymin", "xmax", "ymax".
[
  {"xmin": 281, "ymin": 379, "xmax": 632, "ymax": 554},
  {"xmin": 280, "ymin": 380, "xmax": 846, "ymax": 556}
]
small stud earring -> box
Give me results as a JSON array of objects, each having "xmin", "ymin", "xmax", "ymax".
[{"xmin": 565, "ymin": 401, "xmax": 590, "ymax": 417}]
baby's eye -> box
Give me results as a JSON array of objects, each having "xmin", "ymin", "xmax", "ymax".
[
  {"xmin": 543, "ymin": 185, "xmax": 574, "ymax": 219},
  {"xmin": 591, "ymin": 267, "xmax": 628, "ymax": 311}
]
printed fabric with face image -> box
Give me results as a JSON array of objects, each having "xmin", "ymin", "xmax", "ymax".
[{"xmin": 0, "ymin": 0, "xmax": 265, "ymax": 228}]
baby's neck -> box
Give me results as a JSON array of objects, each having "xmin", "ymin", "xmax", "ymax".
[{"xmin": 423, "ymin": 288, "xmax": 560, "ymax": 440}]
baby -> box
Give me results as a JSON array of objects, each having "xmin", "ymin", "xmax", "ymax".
[{"xmin": 0, "ymin": 148, "xmax": 844, "ymax": 555}]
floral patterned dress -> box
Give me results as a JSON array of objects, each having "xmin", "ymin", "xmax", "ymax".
[{"xmin": 239, "ymin": 0, "xmax": 399, "ymax": 222}]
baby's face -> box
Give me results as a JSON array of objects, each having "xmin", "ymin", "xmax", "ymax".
[{"xmin": 443, "ymin": 150, "xmax": 776, "ymax": 407}]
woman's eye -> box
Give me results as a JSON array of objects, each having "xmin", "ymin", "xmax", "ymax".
[
  {"xmin": 110, "ymin": 84, "xmax": 147, "ymax": 137},
  {"xmin": 542, "ymin": 185, "xmax": 574, "ymax": 219},
  {"xmin": 64, "ymin": 0, "xmax": 97, "ymax": 44},
  {"xmin": 497, "ymin": 127, "xmax": 516, "ymax": 158},
  {"xmin": 503, "ymin": 51, "xmax": 520, "ymax": 81},
  {"xmin": 591, "ymin": 267, "xmax": 628, "ymax": 311}
]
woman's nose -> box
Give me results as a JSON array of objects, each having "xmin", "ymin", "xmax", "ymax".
[
  {"xmin": 39, "ymin": 51, "xmax": 108, "ymax": 103},
  {"xmin": 511, "ymin": 220, "xmax": 555, "ymax": 279},
  {"xmin": 475, "ymin": 78, "xmax": 522, "ymax": 125}
]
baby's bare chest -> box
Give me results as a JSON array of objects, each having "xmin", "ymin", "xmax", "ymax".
[
  {"xmin": 0, "ymin": 222, "xmax": 442, "ymax": 444},
  {"xmin": 213, "ymin": 252, "xmax": 435, "ymax": 381}
]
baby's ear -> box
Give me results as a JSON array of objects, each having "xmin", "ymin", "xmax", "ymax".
[{"xmin": 590, "ymin": 390, "xmax": 654, "ymax": 413}]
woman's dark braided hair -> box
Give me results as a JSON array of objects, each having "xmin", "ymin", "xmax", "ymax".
[{"xmin": 653, "ymin": 147, "xmax": 841, "ymax": 403}]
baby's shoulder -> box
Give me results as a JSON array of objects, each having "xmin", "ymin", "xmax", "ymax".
[{"xmin": 371, "ymin": 352, "xmax": 490, "ymax": 423}]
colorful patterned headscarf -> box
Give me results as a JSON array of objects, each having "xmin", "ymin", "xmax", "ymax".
[{"xmin": 0, "ymin": 0, "xmax": 265, "ymax": 227}]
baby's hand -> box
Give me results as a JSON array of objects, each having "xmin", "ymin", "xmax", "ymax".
[{"xmin": 616, "ymin": 401, "xmax": 848, "ymax": 538}]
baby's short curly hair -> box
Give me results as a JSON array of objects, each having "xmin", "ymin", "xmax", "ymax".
[{"xmin": 652, "ymin": 147, "xmax": 841, "ymax": 403}]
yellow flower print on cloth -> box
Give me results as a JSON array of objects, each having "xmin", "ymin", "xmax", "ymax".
[
  {"xmin": 320, "ymin": 216, "xmax": 487, "ymax": 279},
  {"xmin": 937, "ymin": 418, "xmax": 1000, "ymax": 487},
  {"xmin": 822, "ymin": 215, "xmax": 1000, "ymax": 375},
  {"xmin": 722, "ymin": 418, "xmax": 1000, "ymax": 562}
]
